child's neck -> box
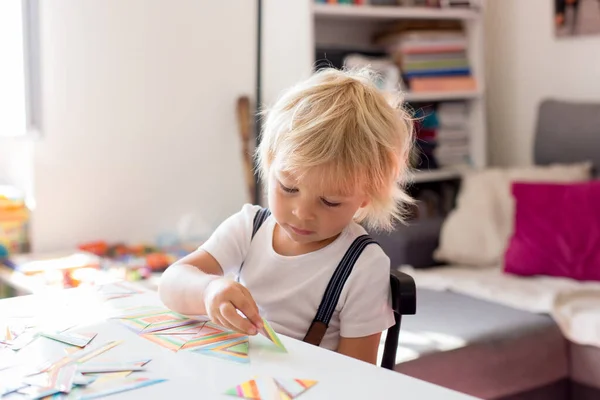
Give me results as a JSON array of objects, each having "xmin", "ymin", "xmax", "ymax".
[{"xmin": 272, "ymin": 223, "xmax": 340, "ymax": 257}]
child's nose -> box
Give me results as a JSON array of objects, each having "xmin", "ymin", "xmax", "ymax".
[{"xmin": 292, "ymin": 200, "xmax": 315, "ymax": 221}]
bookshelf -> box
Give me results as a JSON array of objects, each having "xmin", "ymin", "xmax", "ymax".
[
  {"xmin": 309, "ymin": 0, "xmax": 487, "ymax": 221},
  {"xmin": 310, "ymin": 0, "xmax": 488, "ymax": 182}
]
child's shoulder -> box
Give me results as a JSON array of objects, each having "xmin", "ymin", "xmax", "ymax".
[
  {"xmin": 343, "ymin": 222, "xmax": 390, "ymax": 269},
  {"xmin": 225, "ymin": 203, "xmax": 264, "ymax": 224},
  {"xmin": 238, "ymin": 203, "xmax": 263, "ymax": 218},
  {"xmin": 212, "ymin": 203, "xmax": 264, "ymax": 235}
]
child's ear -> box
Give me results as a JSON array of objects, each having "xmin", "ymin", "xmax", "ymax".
[{"xmin": 360, "ymin": 198, "xmax": 370, "ymax": 208}]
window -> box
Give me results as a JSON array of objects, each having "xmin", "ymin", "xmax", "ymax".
[{"xmin": 0, "ymin": 0, "xmax": 40, "ymax": 137}]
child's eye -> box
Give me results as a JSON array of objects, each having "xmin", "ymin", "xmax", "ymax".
[
  {"xmin": 321, "ymin": 198, "xmax": 341, "ymax": 208},
  {"xmin": 279, "ymin": 182, "xmax": 297, "ymax": 193}
]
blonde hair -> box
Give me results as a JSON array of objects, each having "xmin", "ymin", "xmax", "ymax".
[{"xmin": 256, "ymin": 67, "xmax": 414, "ymax": 232}]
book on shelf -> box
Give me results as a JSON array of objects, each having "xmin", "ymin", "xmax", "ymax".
[
  {"xmin": 437, "ymin": 101, "xmax": 469, "ymax": 126},
  {"xmin": 409, "ymin": 76, "xmax": 477, "ymax": 92},
  {"xmin": 437, "ymin": 128, "xmax": 469, "ymax": 141},
  {"xmin": 412, "ymin": 100, "xmax": 471, "ymax": 170},
  {"xmin": 376, "ymin": 24, "xmax": 477, "ymax": 93}
]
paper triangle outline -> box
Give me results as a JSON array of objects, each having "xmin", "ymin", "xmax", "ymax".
[
  {"xmin": 192, "ymin": 337, "xmax": 249, "ymax": 364},
  {"xmin": 258, "ymin": 318, "xmax": 287, "ymax": 352},
  {"xmin": 225, "ymin": 376, "xmax": 318, "ymax": 399},
  {"xmin": 274, "ymin": 378, "xmax": 318, "ymax": 399},
  {"xmin": 40, "ymin": 331, "xmax": 97, "ymax": 347}
]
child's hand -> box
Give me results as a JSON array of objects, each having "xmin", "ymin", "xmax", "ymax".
[{"xmin": 203, "ymin": 277, "xmax": 263, "ymax": 335}]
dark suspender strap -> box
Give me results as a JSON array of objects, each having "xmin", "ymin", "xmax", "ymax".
[
  {"xmin": 237, "ymin": 208, "xmax": 271, "ymax": 281},
  {"xmin": 303, "ymin": 234, "xmax": 377, "ymax": 346},
  {"xmin": 251, "ymin": 208, "xmax": 271, "ymax": 240}
]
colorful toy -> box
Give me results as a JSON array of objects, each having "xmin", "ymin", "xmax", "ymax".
[
  {"xmin": 0, "ymin": 186, "xmax": 30, "ymax": 255},
  {"xmin": 76, "ymin": 240, "xmax": 197, "ymax": 283}
]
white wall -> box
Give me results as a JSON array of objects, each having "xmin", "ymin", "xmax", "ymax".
[
  {"xmin": 485, "ymin": 0, "xmax": 600, "ymax": 166},
  {"xmin": 263, "ymin": 0, "xmax": 314, "ymax": 110},
  {"xmin": 0, "ymin": 141, "xmax": 33, "ymax": 196},
  {"xmin": 32, "ymin": 0, "xmax": 257, "ymax": 251}
]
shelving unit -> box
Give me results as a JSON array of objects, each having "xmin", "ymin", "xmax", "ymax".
[
  {"xmin": 310, "ymin": 0, "xmax": 487, "ymax": 219},
  {"xmin": 311, "ymin": 1, "xmax": 487, "ymax": 168}
]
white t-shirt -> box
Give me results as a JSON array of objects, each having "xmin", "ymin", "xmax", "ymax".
[{"xmin": 200, "ymin": 204, "xmax": 395, "ymax": 351}]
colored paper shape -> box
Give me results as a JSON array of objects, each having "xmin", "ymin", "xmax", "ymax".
[
  {"xmin": 139, "ymin": 331, "xmax": 195, "ymax": 352},
  {"xmin": 77, "ymin": 361, "xmax": 147, "ymax": 374},
  {"xmin": 86, "ymin": 371, "xmax": 132, "ymax": 380},
  {"xmin": 193, "ymin": 337, "xmax": 249, "ymax": 364},
  {"xmin": 49, "ymin": 363, "xmax": 78, "ymax": 392},
  {"xmin": 274, "ymin": 378, "xmax": 318, "ymax": 399},
  {"xmin": 72, "ymin": 340, "xmax": 123, "ymax": 365},
  {"xmin": 108, "ymin": 358, "xmax": 151, "ymax": 367},
  {"xmin": 225, "ymin": 376, "xmax": 279, "ymax": 400},
  {"xmin": 0, "ymin": 382, "xmax": 27, "ymax": 397},
  {"xmin": 73, "ymin": 373, "xmax": 98, "ymax": 386},
  {"xmin": 180, "ymin": 330, "xmax": 247, "ymax": 351},
  {"xmin": 116, "ymin": 310, "xmax": 196, "ymax": 333},
  {"xmin": 40, "ymin": 331, "xmax": 97, "ymax": 347},
  {"xmin": 0, "ymin": 347, "xmax": 18, "ymax": 371},
  {"xmin": 5, "ymin": 330, "xmax": 38, "ymax": 350},
  {"xmin": 17, "ymin": 385, "xmax": 59, "ymax": 399},
  {"xmin": 21, "ymin": 363, "xmax": 77, "ymax": 396},
  {"xmin": 26, "ymin": 358, "xmax": 58, "ymax": 376},
  {"xmin": 258, "ymin": 319, "xmax": 287, "ymax": 352},
  {"xmin": 140, "ymin": 321, "xmax": 245, "ymax": 352},
  {"xmin": 0, "ymin": 322, "xmax": 28, "ymax": 345},
  {"xmin": 115, "ymin": 318, "xmax": 151, "ymax": 333},
  {"xmin": 150, "ymin": 321, "xmax": 207, "ymax": 335},
  {"xmin": 225, "ymin": 377, "xmax": 318, "ymax": 400},
  {"xmin": 75, "ymin": 377, "xmax": 166, "ymax": 400},
  {"xmin": 139, "ymin": 322, "xmax": 213, "ymax": 351}
]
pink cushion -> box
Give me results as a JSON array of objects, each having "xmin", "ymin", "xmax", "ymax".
[{"xmin": 504, "ymin": 181, "xmax": 600, "ymax": 281}]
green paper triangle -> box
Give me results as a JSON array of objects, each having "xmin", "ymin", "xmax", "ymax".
[{"xmin": 228, "ymin": 341, "xmax": 249, "ymax": 354}]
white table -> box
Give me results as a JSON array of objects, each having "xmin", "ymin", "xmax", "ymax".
[{"xmin": 0, "ymin": 285, "xmax": 478, "ymax": 399}]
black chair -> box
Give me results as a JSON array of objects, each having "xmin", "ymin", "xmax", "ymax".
[{"xmin": 380, "ymin": 269, "xmax": 417, "ymax": 370}]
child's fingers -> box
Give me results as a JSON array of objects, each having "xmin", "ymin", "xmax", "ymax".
[
  {"xmin": 236, "ymin": 287, "xmax": 263, "ymax": 330},
  {"xmin": 220, "ymin": 302, "xmax": 257, "ymax": 335},
  {"xmin": 210, "ymin": 307, "xmax": 240, "ymax": 334},
  {"xmin": 233, "ymin": 297, "xmax": 262, "ymax": 331},
  {"xmin": 216, "ymin": 317, "xmax": 241, "ymax": 335}
]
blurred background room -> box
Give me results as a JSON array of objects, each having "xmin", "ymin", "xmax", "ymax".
[{"xmin": 1, "ymin": 1, "xmax": 599, "ymax": 399}]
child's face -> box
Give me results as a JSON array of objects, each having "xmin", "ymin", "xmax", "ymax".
[{"xmin": 267, "ymin": 161, "xmax": 369, "ymax": 246}]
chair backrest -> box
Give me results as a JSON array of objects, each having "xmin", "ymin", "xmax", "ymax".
[{"xmin": 380, "ymin": 270, "xmax": 416, "ymax": 370}]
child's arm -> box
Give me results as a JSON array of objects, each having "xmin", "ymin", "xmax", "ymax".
[
  {"xmin": 337, "ymin": 333, "xmax": 382, "ymax": 365},
  {"xmin": 336, "ymin": 246, "xmax": 395, "ymax": 365},
  {"xmin": 159, "ymin": 249, "xmax": 222, "ymax": 315},
  {"xmin": 159, "ymin": 249, "xmax": 262, "ymax": 335}
]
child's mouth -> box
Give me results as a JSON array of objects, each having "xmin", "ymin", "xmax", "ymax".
[{"xmin": 289, "ymin": 225, "xmax": 314, "ymax": 236}]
